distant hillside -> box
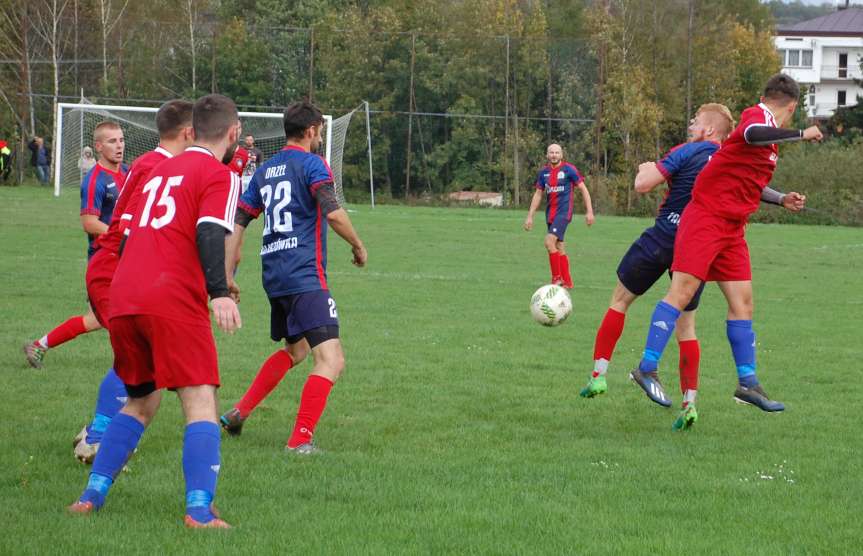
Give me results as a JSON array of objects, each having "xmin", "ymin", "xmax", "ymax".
[{"xmin": 765, "ymin": 1, "xmax": 841, "ymax": 26}]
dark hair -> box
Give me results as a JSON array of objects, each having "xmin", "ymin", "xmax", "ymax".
[
  {"xmin": 283, "ymin": 101, "xmax": 324, "ymax": 140},
  {"xmin": 156, "ymin": 100, "xmax": 194, "ymax": 140},
  {"xmin": 192, "ymin": 94, "xmax": 238, "ymax": 142},
  {"xmin": 763, "ymin": 73, "xmax": 800, "ymax": 103}
]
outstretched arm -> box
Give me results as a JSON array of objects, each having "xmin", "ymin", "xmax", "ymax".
[
  {"xmin": 524, "ymin": 189, "xmax": 544, "ymax": 231},
  {"xmin": 745, "ymin": 125, "xmax": 822, "ymax": 146},
  {"xmin": 761, "ymin": 186, "xmax": 806, "ymax": 212},
  {"xmin": 578, "ymin": 181, "xmax": 595, "ymax": 226}
]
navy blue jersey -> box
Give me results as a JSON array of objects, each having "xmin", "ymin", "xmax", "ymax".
[
  {"xmin": 80, "ymin": 162, "xmax": 128, "ymax": 258},
  {"xmin": 652, "ymin": 141, "xmax": 719, "ymax": 240},
  {"xmin": 239, "ymin": 145, "xmax": 334, "ymax": 297},
  {"xmin": 534, "ymin": 162, "xmax": 583, "ymax": 224}
]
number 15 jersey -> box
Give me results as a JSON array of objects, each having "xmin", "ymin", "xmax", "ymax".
[
  {"xmin": 111, "ymin": 147, "xmax": 240, "ymax": 325},
  {"xmin": 238, "ymin": 145, "xmax": 334, "ymax": 298}
]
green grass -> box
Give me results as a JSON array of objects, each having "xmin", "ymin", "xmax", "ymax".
[{"xmin": 2, "ymin": 185, "xmax": 862, "ymax": 554}]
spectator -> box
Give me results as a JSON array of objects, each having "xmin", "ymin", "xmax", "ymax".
[
  {"xmin": 243, "ymin": 134, "xmax": 264, "ymax": 177},
  {"xmin": 0, "ymin": 140, "xmax": 11, "ymax": 183},
  {"xmin": 78, "ymin": 146, "xmax": 97, "ymax": 173},
  {"xmin": 28, "ymin": 136, "xmax": 51, "ymax": 184}
]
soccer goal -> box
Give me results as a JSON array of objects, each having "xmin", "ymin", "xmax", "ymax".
[{"xmin": 54, "ymin": 101, "xmax": 375, "ymax": 207}]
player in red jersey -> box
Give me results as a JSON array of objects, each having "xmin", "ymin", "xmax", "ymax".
[
  {"xmin": 68, "ymin": 94, "xmax": 242, "ymax": 529},
  {"xmin": 229, "ymin": 144, "xmax": 249, "ymax": 180},
  {"xmin": 23, "ymin": 122, "xmax": 126, "ymax": 368},
  {"xmin": 524, "ymin": 143, "xmax": 594, "ymax": 288},
  {"xmin": 628, "ymin": 74, "xmax": 823, "ymax": 417},
  {"xmin": 70, "ymin": 100, "xmax": 195, "ymax": 463}
]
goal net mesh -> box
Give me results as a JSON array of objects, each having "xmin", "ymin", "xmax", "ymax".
[{"xmin": 56, "ymin": 101, "xmax": 349, "ymax": 204}]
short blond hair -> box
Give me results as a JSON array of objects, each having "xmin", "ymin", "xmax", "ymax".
[
  {"xmin": 696, "ymin": 103, "xmax": 735, "ymax": 139},
  {"xmin": 93, "ymin": 121, "xmax": 122, "ymax": 143}
]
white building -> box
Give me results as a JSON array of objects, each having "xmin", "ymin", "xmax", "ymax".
[{"xmin": 774, "ymin": 7, "xmax": 863, "ymax": 119}]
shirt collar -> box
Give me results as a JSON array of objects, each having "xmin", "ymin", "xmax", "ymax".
[
  {"xmin": 758, "ymin": 102, "xmax": 775, "ymax": 120},
  {"xmin": 282, "ymin": 145, "xmax": 308, "ymax": 153},
  {"xmin": 155, "ymin": 145, "xmax": 173, "ymax": 158},
  {"xmin": 187, "ymin": 146, "xmax": 215, "ymax": 158}
]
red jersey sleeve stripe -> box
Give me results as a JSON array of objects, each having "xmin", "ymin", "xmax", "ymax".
[
  {"xmin": 656, "ymin": 161, "xmax": 672, "ymax": 179},
  {"xmin": 238, "ymin": 200, "xmax": 261, "ymax": 218}
]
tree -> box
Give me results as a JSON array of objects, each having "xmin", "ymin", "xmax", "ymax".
[{"xmin": 97, "ymin": 0, "xmax": 130, "ymax": 93}]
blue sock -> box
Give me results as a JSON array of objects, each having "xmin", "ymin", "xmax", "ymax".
[
  {"xmin": 86, "ymin": 368, "xmax": 128, "ymax": 444},
  {"xmin": 183, "ymin": 421, "xmax": 221, "ymax": 523},
  {"xmin": 727, "ymin": 320, "xmax": 758, "ymax": 388},
  {"xmin": 638, "ymin": 301, "xmax": 681, "ymax": 372},
  {"xmin": 81, "ymin": 413, "xmax": 145, "ymax": 508}
]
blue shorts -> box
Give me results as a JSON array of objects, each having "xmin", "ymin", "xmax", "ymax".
[
  {"xmin": 270, "ymin": 289, "xmax": 340, "ymax": 345},
  {"xmin": 547, "ymin": 217, "xmax": 571, "ymax": 241},
  {"xmin": 616, "ymin": 229, "xmax": 705, "ymax": 311}
]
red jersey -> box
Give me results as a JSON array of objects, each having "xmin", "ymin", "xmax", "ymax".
[
  {"xmin": 690, "ymin": 103, "xmax": 779, "ymax": 221},
  {"xmin": 110, "ymin": 146, "xmax": 240, "ymax": 325},
  {"xmin": 229, "ymin": 146, "xmax": 249, "ymax": 176},
  {"xmin": 93, "ymin": 146, "xmax": 172, "ymax": 254}
]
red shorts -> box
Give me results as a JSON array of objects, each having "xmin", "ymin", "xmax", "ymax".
[
  {"xmin": 671, "ymin": 204, "xmax": 752, "ymax": 282},
  {"xmin": 85, "ymin": 248, "xmax": 119, "ymax": 328},
  {"xmin": 109, "ymin": 314, "xmax": 219, "ymax": 392}
]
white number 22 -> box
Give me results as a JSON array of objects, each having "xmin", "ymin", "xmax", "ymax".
[
  {"xmin": 139, "ymin": 175, "xmax": 183, "ymax": 229},
  {"xmin": 260, "ymin": 180, "xmax": 293, "ymax": 236}
]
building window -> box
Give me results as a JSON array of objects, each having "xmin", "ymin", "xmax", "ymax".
[
  {"xmin": 838, "ymin": 90, "xmax": 847, "ymax": 106},
  {"xmin": 780, "ymin": 48, "xmax": 813, "ymax": 68}
]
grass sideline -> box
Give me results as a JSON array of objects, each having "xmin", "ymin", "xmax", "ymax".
[{"xmin": 1, "ymin": 184, "xmax": 861, "ymax": 554}]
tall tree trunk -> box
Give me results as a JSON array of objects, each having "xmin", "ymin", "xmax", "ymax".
[
  {"xmin": 188, "ymin": 0, "xmax": 197, "ymax": 94},
  {"xmin": 686, "ymin": 0, "xmax": 695, "ymax": 125}
]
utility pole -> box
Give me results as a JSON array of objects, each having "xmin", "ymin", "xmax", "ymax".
[{"xmin": 405, "ymin": 32, "xmax": 416, "ymax": 198}]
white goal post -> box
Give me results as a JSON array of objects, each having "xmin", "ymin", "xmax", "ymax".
[{"xmin": 53, "ymin": 101, "xmax": 376, "ymax": 207}]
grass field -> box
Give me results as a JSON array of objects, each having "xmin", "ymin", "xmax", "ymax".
[{"xmin": 1, "ymin": 184, "xmax": 861, "ymax": 554}]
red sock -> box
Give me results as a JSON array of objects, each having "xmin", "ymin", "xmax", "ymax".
[
  {"xmin": 592, "ymin": 308, "xmax": 626, "ymax": 376},
  {"xmin": 560, "ymin": 255, "xmax": 573, "ymax": 287},
  {"xmin": 678, "ymin": 339, "xmax": 700, "ymax": 394},
  {"xmin": 287, "ymin": 374, "xmax": 334, "ymax": 448},
  {"xmin": 235, "ymin": 350, "xmax": 294, "ymax": 418},
  {"xmin": 44, "ymin": 316, "xmax": 87, "ymax": 348},
  {"xmin": 548, "ymin": 252, "xmax": 562, "ymax": 282}
]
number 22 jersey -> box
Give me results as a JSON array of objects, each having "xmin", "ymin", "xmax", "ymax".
[
  {"xmin": 238, "ymin": 145, "xmax": 335, "ymax": 298},
  {"xmin": 110, "ymin": 147, "xmax": 240, "ymax": 325}
]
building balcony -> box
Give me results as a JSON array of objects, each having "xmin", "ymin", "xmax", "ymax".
[{"xmin": 821, "ymin": 65, "xmax": 863, "ymax": 80}]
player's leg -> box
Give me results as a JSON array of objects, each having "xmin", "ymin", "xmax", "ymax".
[
  {"xmin": 544, "ymin": 233, "xmax": 562, "ymax": 285},
  {"xmin": 177, "ymin": 385, "xmax": 229, "ymax": 528},
  {"xmin": 220, "ymin": 296, "xmax": 311, "ymax": 434},
  {"xmin": 286, "ymin": 333, "xmax": 343, "ymax": 453},
  {"xmin": 221, "ymin": 339, "xmax": 310, "ymax": 435},
  {"xmin": 73, "ymin": 368, "xmax": 129, "ymax": 463},
  {"xmin": 69, "ymin": 316, "xmax": 158, "ymax": 514},
  {"xmin": 580, "ymin": 281, "xmax": 638, "ymax": 398},
  {"xmin": 672, "ymin": 308, "xmax": 700, "ymax": 431},
  {"xmin": 718, "ymin": 280, "xmax": 784, "ymax": 412},
  {"xmin": 556, "ymin": 234, "xmax": 574, "ymax": 288},
  {"xmin": 630, "ymin": 271, "xmax": 702, "ymax": 407},
  {"xmin": 24, "ymin": 307, "xmax": 102, "ymax": 368}
]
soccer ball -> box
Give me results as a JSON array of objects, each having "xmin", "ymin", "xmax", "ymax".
[{"xmin": 530, "ymin": 284, "xmax": 572, "ymax": 326}]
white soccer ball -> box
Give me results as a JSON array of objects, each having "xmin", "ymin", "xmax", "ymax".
[{"xmin": 530, "ymin": 284, "xmax": 573, "ymax": 327}]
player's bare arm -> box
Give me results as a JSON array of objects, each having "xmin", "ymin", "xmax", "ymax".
[
  {"xmin": 634, "ymin": 161, "xmax": 666, "ymax": 193},
  {"xmin": 80, "ymin": 214, "xmax": 109, "ymax": 236},
  {"xmin": 524, "ymin": 188, "xmax": 543, "ymax": 230},
  {"xmin": 578, "ymin": 181, "xmax": 595, "ymax": 226},
  {"xmin": 327, "ymin": 208, "xmax": 367, "ymax": 267},
  {"xmin": 225, "ymin": 207, "xmax": 254, "ymax": 301}
]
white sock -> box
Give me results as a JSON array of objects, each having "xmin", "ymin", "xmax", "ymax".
[
  {"xmin": 593, "ymin": 358, "xmax": 609, "ymax": 377},
  {"xmin": 37, "ymin": 336, "xmax": 49, "ymax": 349},
  {"xmin": 683, "ymin": 389, "xmax": 697, "ymax": 406}
]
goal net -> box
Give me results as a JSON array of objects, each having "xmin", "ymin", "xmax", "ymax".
[{"xmin": 53, "ymin": 101, "xmax": 350, "ymax": 203}]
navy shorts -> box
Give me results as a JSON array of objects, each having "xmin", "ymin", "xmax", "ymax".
[
  {"xmin": 616, "ymin": 230, "xmax": 705, "ymax": 311},
  {"xmin": 270, "ymin": 289, "xmax": 340, "ymax": 345},
  {"xmin": 547, "ymin": 216, "xmax": 571, "ymax": 241}
]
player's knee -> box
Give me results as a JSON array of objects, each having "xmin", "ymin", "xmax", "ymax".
[
  {"xmin": 287, "ymin": 343, "xmax": 309, "ymax": 365},
  {"xmin": 544, "ymin": 236, "xmax": 558, "ymax": 252}
]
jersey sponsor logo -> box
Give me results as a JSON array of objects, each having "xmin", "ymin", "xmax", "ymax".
[
  {"xmin": 545, "ymin": 185, "xmax": 566, "ymax": 193},
  {"xmin": 260, "ymin": 236, "xmax": 299, "ymax": 255},
  {"xmin": 666, "ymin": 212, "xmax": 680, "ymax": 225}
]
